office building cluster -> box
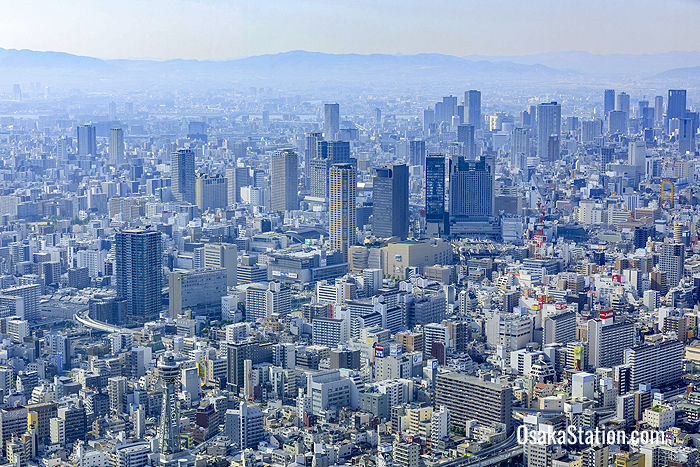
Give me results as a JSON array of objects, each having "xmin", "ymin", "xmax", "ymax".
[{"xmin": 0, "ymin": 83, "xmax": 698, "ymax": 467}]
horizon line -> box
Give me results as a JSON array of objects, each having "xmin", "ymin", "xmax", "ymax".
[{"xmin": 3, "ymin": 47, "xmax": 700, "ymax": 63}]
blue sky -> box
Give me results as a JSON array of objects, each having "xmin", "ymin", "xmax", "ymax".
[{"xmin": 1, "ymin": 0, "xmax": 698, "ymax": 59}]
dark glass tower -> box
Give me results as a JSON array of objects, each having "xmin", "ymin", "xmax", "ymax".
[
  {"xmin": 115, "ymin": 229, "xmax": 162, "ymax": 322},
  {"xmin": 372, "ymin": 164, "xmax": 408, "ymax": 239},
  {"xmin": 171, "ymin": 149, "xmax": 195, "ymax": 204}
]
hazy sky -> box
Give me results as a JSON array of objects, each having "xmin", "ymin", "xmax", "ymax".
[{"xmin": 1, "ymin": 0, "xmax": 698, "ymax": 59}]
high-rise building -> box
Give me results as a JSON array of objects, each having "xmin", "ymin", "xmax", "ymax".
[
  {"xmin": 457, "ymin": 124, "xmax": 476, "ymax": 158},
  {"xmin": 203, "ymin": 243, "xmax": 237, "ymax": 287},
  {"xmin": 423, "ymin": 108, "xmax": 435, "ymax": 134},
  {"xmin": 667, "ymin": 89, "xmax": 687, "ymax": 121},
  {"xmin": 449, "ymin": 156, "xmax": 494, "ymax": 222},
  {"xmin": 435, "ymin": 372, "xmax": 512, "ymax": 433},
  {"xmin": 109, "ymin": 128, "xmax": 125, "ymax": 165},
  {"xmin": 245, "ymin": 281, "xmax": 291, "ymax": 321},
  {"xmin": 536, "ymin": 102, "xmax": 561, "ymax": 161},
  {"xmin": 608, "ymin": 110, "xmax": 628, "ymax": 134},
  {"xmin": 195, "ymin": 174, "xmax": 227, "ymax": 211},
  {"xmin": 0, "ymin": 406, "xmax": 28, "ymax": 455},
  {"xmin": 586, "ymin": 320, "xmax": 635, "ymax": 368},
  {"xmin": 511, "ymin": 127, "xmax": 529, "ymax": 168},
  {"xmin": 270, "ymin": 148, "xmax": 299, "ymax": 213},
  {"xmin": 465, "ymin": 90, "xmax": 482, "ymax": 129},
  {"xmin": 317, "ymin": 140, "xmax": 351, "ymax": 164},
  {"xmin": 57, "ymin": 405, "xmax": 86, "ymax": 445},
  {"xmin": 615, "ymin": 92, "xmax": 631, "ymax": 115},
  {"xmin": 604, "ymin": 89, "xmax": 615, "ymax": 116},
  {"xmin": 310, "ymin": 141, "xmax": 352, "ymax": 200},
  {"xmin": 171, "ymin": 149, "xmax": 195, "ymax": 204},
  {"xmin": 224, "ymin": 402, "xmax": 264, "ymax": 450},
  {"xmin": 304, "ymin": 131, "xmax": 323, "ymax": 184},
  {"xmin": 169, "ymin": 268, "xmax": 227, "ymax": 319},
  {"xmin": 1, "ymin": 284, "xmax": 40, "ymax": 321},
  {"xmin": 115, "ymin": 229, "xmax": 163, "ymax": 322},
  {"xmin": 679, "ymin": 117, "xmax": 696, "ymax": 154},
  {"xmin": 225, "ymin": 166, "xmax": 251, "ymax": 205},
  {"xmin": 324, "ymin": 103, "xmax": 340, "ymax": 139},
  {"xmin": 329, "ymin": 163, "xmax": 357, "ymax": 261},
  {"xmin": 543, "ymin": 311, "xmax": 576, "ymax": 345},
  {"xmin": 660, "ymin": 242, "xmax": 685, "ymax": 288},
  {"xmin": 654, "ymin": 95, "xmax": 664, "ymax": 125},
  {"xmin": 625, "ymin": 339, "xmax": 684, "ymax": 390},
  {"xmin": 372, "ymin": 164, "xmax": 408, "ymax": 239},
  {"xmin": 425, "ymin": 155, "xmax": 447, "ymax": 229},
  {"xmin": 77, "ymin": 124, "xmax": 97, "ymax": 157},
  {"xmin": 408, "ymin": 140, "xmax": 426, "ymax": 167},
  {"xmin": 108, "ymin": 376, "xmax": 126, "ymax": 415},
  {"xmin": 49, "ymin": 334, "xmax": 72, "ymax": 371}
]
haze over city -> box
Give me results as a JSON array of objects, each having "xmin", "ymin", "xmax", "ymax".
[{"xmin": 0, "ymin": 2, "xmax": 700, "ymax": 467}]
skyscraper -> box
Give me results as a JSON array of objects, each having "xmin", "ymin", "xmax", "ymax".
[
  {"xmin": 679, "ymin": 117, "xmax": 696, "ymax": 154},
  {"xmin": 317, "ymin": 140, "xmax": 351, "ymax": 163},
  {"xmin": 667, "ymin": 89, "xmax": 687, "ymax": 121},
  {"xmin": 329, "ymin": 163, "xmax": 356, "ymax": 261},
  {"xmin": 225, "ymin": 166, "xmax": 251, "ymax": 205},
  {"xmin": 465, "ymin": 90, "xmax": 482, "ymax": 129},
  {"xmin": 408, "ymin": 140, "xmax": 426, "ymax": 167},
  {"xmin": 195, "ymin": 174, "xmax": 227, "ymax": 211},
  {"xmin": 654, "ymin": 95, "xmax": 664, "ymax": 125},
  {"xmin": 109, "ymin": 128, "xmax": 125, "ymax": 165},
  {"xmin": 372, "ymin": 164, "xmax": 409, "ymax": 239},
  {"xmin": 457, "ymin": 124, "xmax": 476, "ymax": 158},
  {"xmin": 615, "ymin": 91, "xmax": 631, "ymax": 115},
  {"xmin": 310, "ymin": 141, "xmax": 352, "ymax": 200},
  {"xmin": 449, "ymin": 156, "xmax": 494, "ymax": 222},
  {"xmin": 270, "ymin": 148, "xmax": 299, "ymax": 213},
  {"xmin": 536, "ymin": 102, "xmax": 561, "ymax": 161},
  {"xmin": 77, "ymin": 124, "xmax": 97, "ymax": 157},
  {"xmin": 660, "ymin": 242, "xmax": 685, "ymax": 288},
  {"xmin": 425, "ymin": 155, "xmax": 446, "ymax": 225},
  {"xmin": 171, "ymin": 149, "xmax": 195, "ymax": 204},
  {"xmin": 115, "ymin": 229, "xmax": 163, "ymax": 322},
  {"xmin": 604, "ymin": 89, "xmax": 615, "ymax": 116},
  {"xmin": 304, "ymin": 131, "xmax": 323, "ymax": 185},
  {"xmin": 324, "ymin": 103, "xmax": 340, "ymax": 139},
  {"xmin": 511, "ymin": 127, "xmax": 529, "ymax": 168}
]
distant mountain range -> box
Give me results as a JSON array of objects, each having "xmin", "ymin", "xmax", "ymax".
[
  {"xmin": 0, "ymin": 48, "xmax": 699, "ymax": 90},
  {"xmin": 466, "ymin": 50, "xmax": 700, "ymax": 76}
]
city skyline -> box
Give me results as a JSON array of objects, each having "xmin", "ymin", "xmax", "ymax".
[
  {"xmin": 1, "ymin": 2, "xmax": 700, "ymax": 466},
  {"xmin": 1, "ymin": 0, "xmax": 700, "ymax": 60}
]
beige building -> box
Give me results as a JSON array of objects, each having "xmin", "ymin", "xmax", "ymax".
[
  {"xmin": 195, "ymin": 174, "xmax": 227, "ymax": 211},
  {"xmin": 380, "ymin": 239, "xmax": 451, "ymax": 280},
  {"xmin": 203, "ymin": 242, "xmax": 238, "ymax": 287}
]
